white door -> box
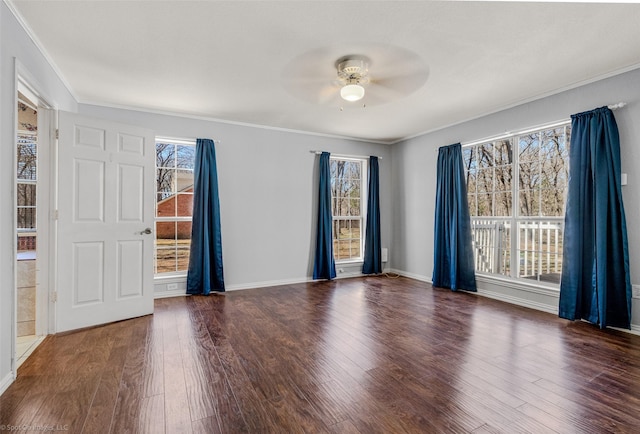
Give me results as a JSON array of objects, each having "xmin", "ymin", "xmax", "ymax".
[{"xmin": 56, "ymin": 111, "xmax": 155, "ymax": 332}]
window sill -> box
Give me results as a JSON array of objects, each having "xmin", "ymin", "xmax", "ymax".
[
  {"xmin": 154, "ymin": 274, "xmax": 187, "ymax": 283},
  {"xmin": 335, "ymin": 259, "xmax": 364, "ymax": 265},
  {"xmin": 475, "ymin": 273, "xmax": 560, "ymax": 296}
]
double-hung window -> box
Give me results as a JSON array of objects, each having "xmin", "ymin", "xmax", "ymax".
[
  {"xmin": 330, "ymin": 157, "xmax": 367, "ymax": 262},
  {"xmin": 463, "ymin": 123, "xmax": 571, "ymax": 285},
  {"xmin": 155, "ymin": 138, "xmax": 196, "ymax": 275}
]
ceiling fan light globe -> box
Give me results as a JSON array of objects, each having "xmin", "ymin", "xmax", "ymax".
[{"xmin": 340, "ymin": 84, "xmax": 365, "ymax": 102}]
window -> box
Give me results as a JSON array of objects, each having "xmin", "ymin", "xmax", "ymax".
[
  {"xmin": 17, "ymin": 133, "xmax": 37, "ymax": 231},
  {"xmin": 155, "ymin": 139, "xmax": 196, "ymax": 275},
  {"xmin": 463, "ymin": 123, "xmax": 571, "ymax": 285},
  {"xmin": 330, "ymin": 157, "xmax": 367, "ymax": 262},
  {"xmin": 17, "ymin": 91, "xmax": 38, "ymax": 252}
]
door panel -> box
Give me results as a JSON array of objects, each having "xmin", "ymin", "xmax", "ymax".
[
  {"xmin": 73, "ymin": 241, "xmax": 104, "ymax": 305},
  {"xmin": 57, "ymin": 111, "xmax": 154, "ymax": 332},
  {"xmin": 74, "ymin": 159, "xmax": 105, "ymax": 222}
]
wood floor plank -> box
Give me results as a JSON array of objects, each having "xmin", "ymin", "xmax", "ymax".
[
  {"xmin": 158, "ymin": 304, "xmax": 193, "ymax": 434},
  {"xmin": 3, "ymin": 276, "xmax": 640, "ymax": 432}
]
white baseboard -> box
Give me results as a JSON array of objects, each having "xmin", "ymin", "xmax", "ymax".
[
  {"xmin": 154, "ymin": 270, "xmax": 402, "ymax": 299},
  {"xmin": 1, "ymin": 371, "xmax": 15, "ymax": 395},
  {"xmin": 226, "ymin": 277, "xmax": 314, "ymax": 291},
  {"xmin": 386, "ymin": 268, "xmax": 432, "ymax": 283}
]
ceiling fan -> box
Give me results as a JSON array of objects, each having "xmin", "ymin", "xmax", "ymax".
[
  {"xmin": 335, "ymin": 56, "xmax": 370, "ymax": 102},
  {"xmin": 282, "ymin": 45, "xmax": 429, "ymax": 108}
]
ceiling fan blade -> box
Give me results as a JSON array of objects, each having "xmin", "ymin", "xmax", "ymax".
[{"xmin": 370, "ymin": 71, "xmax": 430, "ymax": 95}]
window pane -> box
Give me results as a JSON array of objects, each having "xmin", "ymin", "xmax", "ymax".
[
  {"xmin": 467, "ymin": 194, "xmax": 477, "ymax": 217},
  {"xmin": 541, "ymin": 160, "xmax": 567, "ymax": 191},
  {"xmin": 519, "ymin": 222, "xmax": 539, "ymax": 253},
  {"xmin": 495, "ymin": 140, "xmax": 512, "ymax": 166},
  {"xmin": 157, "ymin": 195, "xmax": 176, "ymax": 217},
  {"xmin": 156, "ymin": 143, "xmax": 175, "ymax": 168},
  {"xmin": 330, "ymin": 160, "xmax": 339, "ymax": 181},
  {"xmin": 479, "ymin": 143, "xmax": 494, "ymax": 169},
  {"xmin": 336, "ymin": 198, "xmax": 349, "ymax": 216},
  {"xmin": 541, "ymin": 188, "xmax": 565, "ymax": 217},
  {"xmin": 176, "ymin": 221, "xmax": 192, "ymax": 272},
  {"xmin": 349, "ymin": 198, "xmax": 360, "ymax": 217},
  {"xmin": 176, "ymin": 145, "xmax": 195, "ymax": 169},
  {"xmin": 476, "ymin": 168, "xmax": 493, "ymax": 193},
  {"xmin": 462, "ymin": 147, "xmax": 475, "ymax": 171},
  {"xmin": 17, "ymin": 183, "xmax": 36, "ymax": 207},
  {"xmin": 156, "ymin": 221, "xmax": 176, "ymax": 272},
  {"xmin": 17, "ymin": 141, "xmax": 37, "ymax": 180},
  {"xmin": 470, "ymin": 219, "xmax": 509, "ymax": 276},
  {"xmin": 519, "ymin": 190, "xmax": 540, "ymax": 216},
  {"xmin": 351, "ymin": 219, "xmax": 361, "ymax": 240},
  {"xmin": 347, "ymin": 161, "xmax": 361, "ymax": 180},
  {"xmin": 519, "ymin": 250, "xmax": 538, "ymax": 279},
  {"xmin": 544, "ymin": 254, "xmax": 563, "ymax": 280},
  {"xmin": 350, "ymin": 238, "xmax": 361, "ymax": 258},
  {"xmin": 156, "ymin": 167, "xmax": 176, "ymax": 202},
  {"xmin": 540, "ymin": 224, "xmax": 563, "ymax": 253},
  {"xmin": 332, "ymin": 240, "xmax": 340, "ymax": 259},
  {"xmin": 337, "ymin": 219, "xmax": 350, "ymax": 239},
  {"xmin": 17, "ymin": 207, "xmax": 36, "ymax": 230},
  {"xmin": 477, "ymin": 193, "xmax": 493, "ymax": 216},
  {"xmin": 466, "ymin": 170, "xmax": 477, "ymax": 193},
  {"xmin": 519, "ymin": 134, "xmax": 539, "ymax": 162},
  {"xmin": 176, "ymin": 221, "xmax": 192, "ymax": 240},
  {"xmin": 494, "ymin": 192, "xmax": 512, "ymax": 216},
  {"xmin": 494, "ymin": 165, "xmax": 511, "ymax": 191},
  {"xmin": 519, "ymin": 161, "xmax": 540, "ymax": 190},
  {"xmin": 176, "ymin": 169, "xmax": 194, "ymax": 191},
  {"xmin": 500, "ymin": 223, "xmax": 511, "ymax": 276},
  {"xmin": 176, "ymin": 193, "xmax": 194, "ymax": 217},
  {"xmin": 155, "ymin": 247, "xmax": 177, "ymax": 274}
]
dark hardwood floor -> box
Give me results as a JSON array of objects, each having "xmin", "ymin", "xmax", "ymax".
[{"xmin": 2, "ymin": 276, "xmax": 640, "ymax": 433}]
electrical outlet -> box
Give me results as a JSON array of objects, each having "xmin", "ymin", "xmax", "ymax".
[{"xmin": 167, "ymin": 283, "xmax": 179, "ymax": 291}]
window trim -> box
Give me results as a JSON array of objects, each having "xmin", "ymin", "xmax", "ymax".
[
  {"xmin": 463, "ymin": 120, "xmax": 570, "ymax": 288},
  {"xmin": 329, "ymin": 155, "xmax": 368, "ymax": 264}
]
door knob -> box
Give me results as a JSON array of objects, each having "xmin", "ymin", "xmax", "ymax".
[{"xmin": 140, "ymin": 228, "xmax": 152, "ymax": 235}]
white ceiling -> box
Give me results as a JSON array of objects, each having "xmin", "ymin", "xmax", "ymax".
[{"xmin": 9, "ymin": 1, "xmax": 640, "ymax": 144}]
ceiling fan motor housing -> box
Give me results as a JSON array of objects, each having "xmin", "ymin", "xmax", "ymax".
[{"xmin": 337, "ymin": 58, "xmax": 369, "ymax": 85}]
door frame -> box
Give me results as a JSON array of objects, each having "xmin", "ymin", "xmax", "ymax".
[{"xmin": 13, "ymin": 60, "xmax": 57, "ymax": 374}]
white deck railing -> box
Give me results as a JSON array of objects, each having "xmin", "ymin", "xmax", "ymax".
[{"xmin": 470, "ymin": 218, "xmax": 563, "ymax": 279}]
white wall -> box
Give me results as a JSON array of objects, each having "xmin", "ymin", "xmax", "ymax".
[
  {"xmin": 77, "ymin": 104, "xmax": 392, "ymax": 295},
  {"xmin": 0, "ymin": 1, "xmax": 77, "ymax": 391},
  {"xmin": 390, "ymin": 67, "xmax": 640, "ymax": 329}
]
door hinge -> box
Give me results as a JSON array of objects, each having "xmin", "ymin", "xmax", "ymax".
[
  {"xmin": 52, "ymin": 209, "xmax": 59, "ymax": 220},
  {"xmin": 55, "ymin": 129, "xmax": 59, "ymax": 140},
  {"xmin": 51, "ymin": 291, "xmax": 57, "ymax": 303}
]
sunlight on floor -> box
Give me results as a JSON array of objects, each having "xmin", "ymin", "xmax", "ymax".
[{"xmin": 16, "ymin": 335, "xmax": 45, "ymax": 368}]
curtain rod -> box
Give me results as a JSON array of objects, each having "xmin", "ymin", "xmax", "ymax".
[
  {"xmin": 309, "ymin": 150, "xmax": 382, "ymax": 160},
  {"xmin": 609, "ymin": 102, "xmax": 626, "ymax": 110},
  {"xmin": 156, "ymin": 136, "xmax": 221, "ymax": 145},
  {"xmin": 457, "ymin": 102, "xmax": 627, "ymax": 150}
]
